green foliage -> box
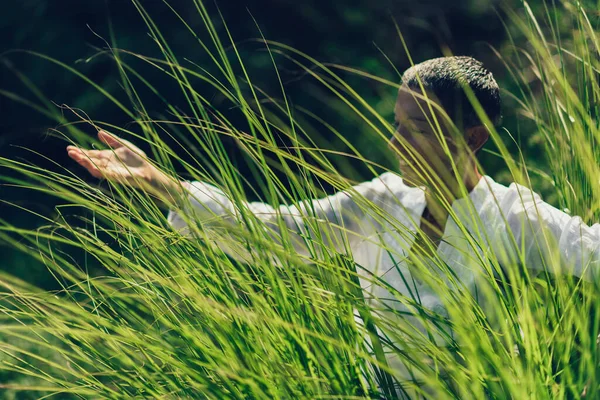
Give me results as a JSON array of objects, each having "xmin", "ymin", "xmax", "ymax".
[{"xmin": 0, "ymin": 0, "xmax": 599, "ymax": 398}]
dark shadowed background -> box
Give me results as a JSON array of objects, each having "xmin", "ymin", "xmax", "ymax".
[{"xmin": 2, "ymin": 0, "xmax": 545, "ymax": 289}]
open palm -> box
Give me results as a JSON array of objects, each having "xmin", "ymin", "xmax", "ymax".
[
  {"xmin": 67, "ymin": 131, "xmax": 153, "ymax": 187},
  {"xmin": 67, "ymin": 131, "xmax": 182, "ymax": 202}
]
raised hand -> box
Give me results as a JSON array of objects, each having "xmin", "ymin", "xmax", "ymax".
[{"xmin": 67, "ymin": 131, "xmax": 183, "ymax": 203}]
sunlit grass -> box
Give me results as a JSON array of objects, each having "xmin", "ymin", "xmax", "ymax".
[{"xmin": 0, "ymin": 0, "xmax": 599, "ymax": 398}]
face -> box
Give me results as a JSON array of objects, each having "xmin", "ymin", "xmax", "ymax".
[{"xmin": 389, "ymin": 85, "xmax": 486, "ymax": 188}]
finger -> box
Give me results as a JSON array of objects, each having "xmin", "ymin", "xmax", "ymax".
[
  {"xmin": 66, "ymin": 145, "xmax": 87, "ymax": 156},
  {"xmin": 72, "ymin": 154, "xmax": 105, "ymax": 179},
  {"xmin": 83, "ymin": 149, "xmax": 112, "ymax": 159},
  {"xmin": 67, "ymin": 150, "xmax": 106, "ymax": 178},
  {"xmin": 98, "ymin": 130, "xmax": 145, "ymax": 157},
  {"xmin": 67, "ymin": 147, "xmax": 85, "ymax": 160},
  {"xmin": 68, "ymin": 148, "xmax": 112, "ymax": 162},
  {"xmin": 98, "ymin": 130, "xmax": 126, "ymax": 149}
]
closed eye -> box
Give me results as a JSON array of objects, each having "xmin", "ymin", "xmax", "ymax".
[{"xmin": 393, "ymin": 120, "xmax": 428, "ymax": 135}]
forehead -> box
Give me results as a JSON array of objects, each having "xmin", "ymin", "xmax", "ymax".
[{"xmin": 394, "ymin": 85, "xmax": 444, "ymax": 122}]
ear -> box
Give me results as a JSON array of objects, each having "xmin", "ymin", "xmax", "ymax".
[{"xmin": 465, "ymin": 125, "xmax": 489, "ymax": 153}]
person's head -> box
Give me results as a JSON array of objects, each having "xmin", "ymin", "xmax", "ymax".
[{"xmin": 389, "ymin": 56, "xmax": 501, "ymax": 189}]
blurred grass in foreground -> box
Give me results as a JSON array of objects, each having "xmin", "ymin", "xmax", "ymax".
[{"xmin": 0, "ymin": 0, "xmax": 599, "ymax": 398}]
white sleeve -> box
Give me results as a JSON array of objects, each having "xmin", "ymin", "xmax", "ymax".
[
  {"xmin": 498, "ymin": 183, "xmax": 600, "ymax": 281},
  {"xmin": 167, "ymin": 174, "xmax": 391, "ymax": 264}
]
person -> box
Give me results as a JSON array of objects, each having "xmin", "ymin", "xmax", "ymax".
[{"xmin": 67, "ymin": 56, "xmax": 600, "ymax": 392}]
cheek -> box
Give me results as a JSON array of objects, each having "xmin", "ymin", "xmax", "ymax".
[{"xmin": 427, "ymin": 147, "xmax": 455, "ymax": 168}]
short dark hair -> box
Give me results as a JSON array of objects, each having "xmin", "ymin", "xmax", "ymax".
[{"xmin": 401, "ymin": 56, "xmax": 501, "ymax": 130}]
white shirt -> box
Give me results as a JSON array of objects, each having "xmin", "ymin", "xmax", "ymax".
[{"xmin": 167, "ymin": 171, "xmax": 600, "ymax": 383}]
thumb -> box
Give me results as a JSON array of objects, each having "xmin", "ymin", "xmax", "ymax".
[{"xmin": 98, "ymin": 130, "xmax": 125, "ymax": 149}]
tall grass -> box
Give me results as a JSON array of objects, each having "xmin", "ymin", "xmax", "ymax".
[{"xmin": 0, "ymin": 0, "xmax": 598, "ymax": 398}]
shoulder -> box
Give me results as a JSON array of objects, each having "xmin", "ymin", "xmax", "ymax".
[
  {"xmin": 488, "ymin": 178, "xmax": 573, "ymax": 234},
  {"xmin": 501, "ymin": 180, "xmax": 556, "ymax": 215},
  {"xmin": 330, "ymin": 171, "xmax": 410, "ymax": 202},
  {"xmin": 479, "ymin": 176, "xmax": 545, "ymax": 213},
  {"xmin": 371, "ymin": 171, "xmax": 405, "ymax": 190},
  {"xmin": 344, "ymin": 171, "xmax": 422, "ymax": 211},
  {"xmin": 358, "ymin": 171, "xmax": 413, "ymax": 197}
]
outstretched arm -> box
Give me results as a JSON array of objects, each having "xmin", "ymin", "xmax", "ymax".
[
  {"xmin": 68, "ymin": 131, "xmax": 388, "ymax": 264},
  {"xmin": 166, "ymin": 174, "xmax": 388, "ymax": 264}
]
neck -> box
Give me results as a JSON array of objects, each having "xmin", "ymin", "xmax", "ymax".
[{"xmin": 423, "ymin": 164, "xmax": 482, "ymax": 225}]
